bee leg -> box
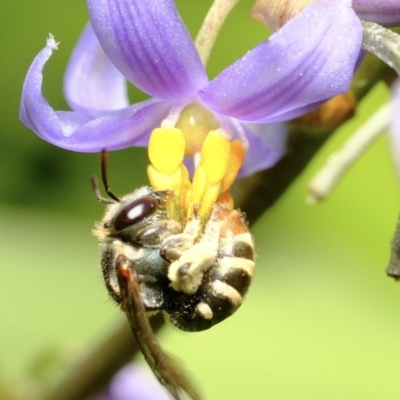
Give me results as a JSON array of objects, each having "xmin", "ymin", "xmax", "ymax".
[
  {"xmin": 168, "ymin": 241, "xmax": 218, "ymax": 293},
  {"xmin": 115, "ymin": 254, "xmax": 201, "ymax": 400},
  {"xmin": 159, "ymin": 217, "xmax": 203, "ymax": 261},
  {"xmin": 166, "ymin": 213, "xmax": 224, "ymax": 294},
  {"xmin": 160, "ymin": 233, "xmax": 196, "ymax": 261}
]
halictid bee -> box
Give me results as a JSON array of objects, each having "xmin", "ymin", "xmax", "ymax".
[{"xmin": 92, "ymin": 150, "xmax": 255, "ymax": 400}]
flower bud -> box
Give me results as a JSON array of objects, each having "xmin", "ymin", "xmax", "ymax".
[{"xmin": 251, "ymin": 0, "xmax": 318, "ymax": 31}]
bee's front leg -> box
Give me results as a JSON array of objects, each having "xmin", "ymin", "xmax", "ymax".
[
  {"xmin": 167, "ymin": 241, "xmax": 218, "ymax": 294},
  {"xmin": 159, "ymin": 217, "xmax": 202, "ymax": 261}
]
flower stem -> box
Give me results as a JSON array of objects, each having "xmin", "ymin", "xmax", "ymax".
[
  {"xmin": 362, "ymin": 21, "xmax": 400, "ymax": 75},
  {"xmin": 195, "ymin": 0, "xmax": 240, "ymax": 66},
  {"xmin": 307, "ymin": 101, "xmax": 391, "ymax": 203}
]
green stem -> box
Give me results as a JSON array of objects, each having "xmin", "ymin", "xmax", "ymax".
[{"xmin": 195, "ymin": 0, "xmax": 240, "ymax": 66}]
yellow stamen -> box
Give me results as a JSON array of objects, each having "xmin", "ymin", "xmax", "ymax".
[
  {"xmin": 190, "ymin": 165, "xmax": 208, "ymax": 210},
  {"xmin": 148, "ymin": 128, "xmax": 190, "ymax": 207},
  {"xmin": 200, "ymin": 129, "xmax": 231, "ymax": 185},
  {"xmin": 147, "ymin": 164, "xmax": 183, "ymax": 194},
  {"xmin": 147, "ymin": 113, "xmax": 247, "ymax": 223},
  {"xmin": 221, "ymin": 140, "xmax": 246, "ymax": 192},
  {"xmin": 199, "ymin": 181, "xmax": 223, "ymax": 217},
  {"xmin": 148, "ymin": 128, "xmax": 185, "ymax": 174},
  {"xmin": 179, "ymin": 163, "xmax": 191, "ymax": 210},
  {"xmin": 189, "ymin": 129, "xmax": 232, "ymax": 217}
]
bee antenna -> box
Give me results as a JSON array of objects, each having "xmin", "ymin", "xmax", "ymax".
[
  {"xmin": 90, "ymin": 175, "xmax": 115, "ymax": 204},
  {"xmin": 90, "ymin": 150, "xmax": 120, "ymax": 204},
  {"xmin": 101, "ymin": 149, "xmax": 120, "ymax": 202}
]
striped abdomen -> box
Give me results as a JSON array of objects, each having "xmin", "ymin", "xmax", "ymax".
[{"xmin": 164, "ymin": 204, "xmax": 255, "ymax": 332}]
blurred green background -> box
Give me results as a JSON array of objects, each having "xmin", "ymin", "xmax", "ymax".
[{"xmin": 2, "ymin": 1, "xmax": 400, "ymax": 399}]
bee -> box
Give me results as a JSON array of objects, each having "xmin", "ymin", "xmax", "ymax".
[{"xmin": 92, "ymin": 151, "xmax": 255, "ymax": 399}]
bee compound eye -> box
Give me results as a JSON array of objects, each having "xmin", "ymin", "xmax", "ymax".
[{"xmin": 114, "ymin": 196, "xmax": 159, "ymax": 231}]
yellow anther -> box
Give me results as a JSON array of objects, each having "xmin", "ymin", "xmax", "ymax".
[
  {"xmin": 187, "ymin": 132, "xmax": 245, "ymax": 217},
  {"xmin": 221, "ymin": 140, "xmax": 246, "ymax": 192},
  {"xmin": 190, "ymin": 165, "xmax": 208, "ymax": 212},
  {"xmin": 147, "ymin": 164, "xmax": 182, "ymax": 195},
  {"xmin": 147, "ymin": 118, "xmax": 246, "ymax": 222},
  {"xmin": 179, "ymin": 164, "xmax": 191, "ymax": 211},
  {"xmin": 148, "ymin": 128, "xmax": 185, "ymax": 174},
  {"xmin": 199, "ymin": 182, "xmax": 223, "ymax": 217},
  {"xmin": 200, "ymin": 130, "xmax": 231, "ymax": 186}
]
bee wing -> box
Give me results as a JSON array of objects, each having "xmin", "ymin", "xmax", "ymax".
[{"xmin": 115, "ymin": 255, "xmax": 201, "ymax": 400}]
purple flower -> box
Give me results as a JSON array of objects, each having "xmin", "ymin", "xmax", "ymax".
[
  {"xmin": 352, "ymin": 0, "xmax": 400, "ymax": 26},
  {"xmin": 91, "ymin": 364, "xmax": 170, "ymax": 400},
  {"xmin": 20, "ymin": 0, "xmax": 362, "ymax": 177}
]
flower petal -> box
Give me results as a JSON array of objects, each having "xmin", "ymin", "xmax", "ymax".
[
  {"xmin": 353, "ymin": 0, "xmax": 400, "ymax": 26},
  {"xmin": 64, "ymin": 23, "xmax": 129, "ymax": 113},
  {"xmin": 249, "ymin": 101, "xmax": 323, "ymax": 124},
  {"xmin": 87, "ymin": 0, "xmax": 208, "ymax": 101},
  {"xmin": 200, "ymin": 0, "xmax": 362, "ymax": 122},
  {"xmin": 19, "ymin": 37, "xmax": 171, "ymax": 152},
  {"xmin": 226, "ymin": 119, "xmax": 287, "ymax": 177},
  {"xmin": 92, "ymin": 364, "xmax": 170, "ymax": 400},
  {"xmin": 251, "ymin": 0, "xmax": 316, "ymax": 32}
]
